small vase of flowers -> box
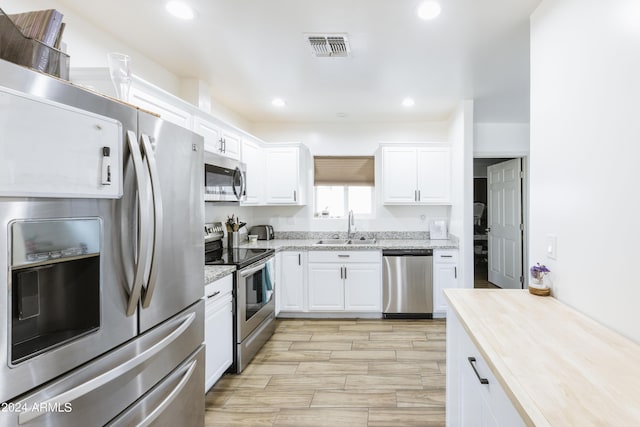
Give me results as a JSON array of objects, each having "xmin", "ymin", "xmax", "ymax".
[{"xmin": 530, "ymin": 263, "xmax": 550, "ymax": 287}]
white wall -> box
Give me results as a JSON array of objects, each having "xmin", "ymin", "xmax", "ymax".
[
  {"xmin": 530, "ymin": 0, "xmax": 640, "ymax": 342},
  {"xmin": 250, "ymin": 121, "xmax": 451, "ymax": 232},
  {"xmin": 474, "ymin": 123, "xmax": 529, "ymax": 156},
  {"xmin": 448, "ymin": 101, "xmax": 474, "ymax": 289}
]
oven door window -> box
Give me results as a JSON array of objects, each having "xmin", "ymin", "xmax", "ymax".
[{"xmin": 242, "ymin": 264, "xmax": 274, "ymax": 321}]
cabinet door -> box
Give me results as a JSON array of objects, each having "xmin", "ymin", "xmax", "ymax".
[
  {"xmin": 265, "ymin": 147, "xmax": 299, "ymax": 204},
  {"xmin": 204, "ymin": 296, "xmax": 233, "ymax": 391},
  {"xmin": 220, "ymin": 130, "xmax": 241, "ymax": 160},
  {"xmin": 279, "ymin": 252, "xmax": 305, "ymax": 311},
  {"xmin": 193, "ymin": 117, "xmax": 222, "ymax": 154},
  {"xmin": 130, "ymin": 87, "xmax": 191, "ymax": 129},
  {"xmin": 344, "ymin": 263, "xmax": 381, "ymax": 312},
  {"xmin": 433, "ymin": 263, "xmax": 457, "ymax": 315},
  {"xmin": 382, "ymin": 147, "xmax": 419, "ymax": 204},
  {"xmin": 417, "ymin": 147, "xmax": 450, "ymax": 203},
  {"xmin": 308, "ymin": 263, "xmax": 344, "ymax": 311},
  {"xmin": 241, "ymin": 139, "xmax": 264, "ymax": 205}
]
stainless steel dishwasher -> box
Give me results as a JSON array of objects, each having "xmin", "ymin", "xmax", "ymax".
[{"xmin": 382, "ymin": 249, "xmax": 433, "ymax": 318}]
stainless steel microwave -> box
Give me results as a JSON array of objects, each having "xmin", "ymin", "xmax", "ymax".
[{"xmin": 204, "ymin": 152, "xmax": 247, "ymax": 202}]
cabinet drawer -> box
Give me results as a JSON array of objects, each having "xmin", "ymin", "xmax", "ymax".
[
  {"xmin": 308, "ymin": 250, "xmax": 380, "ymax": 263},
  {"xmin": 205, "ymin": 274, "xmax": 233, "ymax": 299},
  {"xmin": 434, "ymin": 249, "xmax": 458, "ymax": 263},
  {"xmin": 458, "ymin": 317, "xmax": 525, "ymax": 426}
]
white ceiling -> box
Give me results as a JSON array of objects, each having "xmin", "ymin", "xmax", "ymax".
[{"xmin": 57, "ymin": 0, "xmax": 541, "ymax": 123}]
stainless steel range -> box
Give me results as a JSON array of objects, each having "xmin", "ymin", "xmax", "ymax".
[{"xmin": 205, "ymin": 223, "xmax": 275, "ymax": 373}]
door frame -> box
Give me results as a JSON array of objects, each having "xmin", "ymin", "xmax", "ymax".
[{"xmin": 472, "ymin": 154, "xmax": 529, "ymax": 289}]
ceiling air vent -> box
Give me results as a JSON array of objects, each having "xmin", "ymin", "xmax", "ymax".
[{"xmin": 306, "ymin": 34, "xmax": 351, "ymax": 57}]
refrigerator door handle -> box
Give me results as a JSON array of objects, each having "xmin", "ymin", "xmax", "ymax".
[
  {"xmin": 140, "ymin": 134, "xmax": 164, "ymax": 308},
  {"xmin": 17, "ymin": 312, "xmax": 196, "ymax": 425},
  {"xmin": 125, "ymin": 130, "xmax": 152, "ymax": 317},
  {"xmin": 136, "ymin": 359, "xmax": 198, "ymax": 427}
]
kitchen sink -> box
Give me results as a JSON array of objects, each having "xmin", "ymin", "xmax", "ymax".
[
  {"xmin": 314, "ymin": 238, "xmax": 378, "ymax": 245},
  {"xmin": 315, "ymin": 239, "xmax": 350, "ymax": 245},
  {"xmin": 348, "ymin": 238, "xmax": 377, "ymax": 245}
]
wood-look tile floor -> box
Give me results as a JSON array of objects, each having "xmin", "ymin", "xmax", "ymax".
[{"xmin": 205, "ymin": 319, "xmax": 446, "ymax": 427}]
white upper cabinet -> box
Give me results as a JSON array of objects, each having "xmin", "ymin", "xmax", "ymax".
[
  {"xmin": 193, "ymin": 117, "xmax": 241, "ymax": 160},
  {"xmin": 241, "ymin": 138, "xmax": 265, "ymax": 205},
  {"xmin": 192, "ymin": 116, "xmax": 221, "ymax": 153},
  {"xmin": 416, "ymin": 147, "xmax": 450, "ymax": 203},
  {"xmin": 382, "ymin": 145, "xmax": 451, "ymax": 205},
  {"xmin": 382, "ymin": 147, "xmax": 419, "ymax": 203},
  {"xmin": 219, "ymin": 130, "xmax": 241, "ymax": 160},
  {"xmin": 265, "ymin": 145, "xmax": 306, "ymax": 205}
]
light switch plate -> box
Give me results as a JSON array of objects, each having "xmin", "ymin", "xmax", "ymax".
[{"xmin": 546, "ymin": 234, "xmax": 557, "ymax": 259}]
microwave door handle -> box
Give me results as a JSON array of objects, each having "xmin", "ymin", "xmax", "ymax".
[
  {"xmin": 240, "ymin": 169, "xmax": 247, "ymax": 199},
  {"xmin": 140, "ymin": 134, "xmax": 164, "ymax": 308},
  {"xmin": 16, "ymin": 309, "xmax": 196, "ymax": 424},
  {"xmin": 124, "ymin": 130, "xmax": 151, "ymax": 317},
  {"xmin": 232, "ymin": 167, "xmax": 243, "ymax": 201},
  {"xmin": 136, "ymin": 359, "xmax": 198, "ymax": 427}
]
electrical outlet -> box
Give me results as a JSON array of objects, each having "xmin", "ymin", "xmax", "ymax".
[{"xmin": 546, "ymin": 234, "xmax": 557, "ymax": 259}]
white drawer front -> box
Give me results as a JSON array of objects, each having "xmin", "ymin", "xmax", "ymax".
[
  {"xmin": 205, "ymin": 274, "xmax": 233, "ymax": 299},
  {"xmin": 434, "ymin": 249, "xmax": 458, "ymax": 263},
  {"xmin": 308, "ymin": 250, "xmax": 381, "ymax": 263}
]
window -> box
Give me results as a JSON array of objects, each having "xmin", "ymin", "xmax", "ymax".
[{"xmin": 313, "ymin": 156, "xmax": 375, "ymax": 218}]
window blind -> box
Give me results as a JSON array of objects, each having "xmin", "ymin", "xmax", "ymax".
[{"xmin": 313, "ymin": 156, "xmax": 375, "ymax": 186}]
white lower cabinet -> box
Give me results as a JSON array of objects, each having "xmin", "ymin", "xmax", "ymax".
[
  {"xmin": 204, "ymin": 275, "xmax": 233, "ymax": 392},
  {"xmin": 307, "ymin": 251, "xmax": 381, "ymax": 313},
  {"xmin": 447, "ymin": 308, "xmax": 525, "ymax": 427},
  {"xmin": 433, "ymin": 249, "xmax": 458, "ymax": 318},
  {"xmin": 277, "ymin": 251, "xmax": 306, "ymax": 312}
]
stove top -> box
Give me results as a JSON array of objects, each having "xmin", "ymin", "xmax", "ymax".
[{"xmin": 205, "ymin": 247, "xmax": 274, "ymax": 269}]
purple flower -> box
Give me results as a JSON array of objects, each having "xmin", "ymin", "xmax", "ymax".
[{"xmin": 530, "ymin": 262, "xmax": 550, "ymax": 279}]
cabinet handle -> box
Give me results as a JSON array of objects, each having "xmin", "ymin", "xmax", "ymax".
[
  {"xmin": 454, "ymin": 267, "xmax": 457, "ymax": 279},
  {"xmin": 219, "ymin": 137, "xmax": 224, "ymax": 152},
  {"xmin": 298, "ymin": 253, "xmax": 301, "ymax": 265},
  {"xmin": 414, "ymin": 190, "xmax": 417, "ymax": 202},
  {"xmin": 418, "ymin": 190, "xmax": 421, "ymax": 201},
  {"xmin": 293, "ymin": 190, "xmax": 297, "ymax": 202},
  {"xmin": 338, "ymin": 254, "xmax": 350, "ymax": 258},
  {"xmin": 207, "ymin": 291, "xmax": 221, "ymax": 299},
  {"xmin": 441, "ymin": 255, "xmax": 453, "ymax": 258},
  {"xmin": 340, "ymin": 267, "xmax": 343, "ymax": 279},
  {"xmin": 344, "ymin": 267, "xmax": 347, "ymax": 280},
  {"xmin": 468, "ymin": 357, "xmax": 489, "ymax": 385}
]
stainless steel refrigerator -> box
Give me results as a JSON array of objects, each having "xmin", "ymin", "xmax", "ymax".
[{"xmin": 0, "ymin": 58, "xmax": 205, "ymax": 426}]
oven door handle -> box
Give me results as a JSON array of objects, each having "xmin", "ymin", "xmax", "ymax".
[
  {"xmin": 17, "ymin": 312, "xmax": 196, "ymax": 425},
  {"xmin": 124, "ymin": 130, "xmax": 151, "ymax": 317},
  {"xmin": 140, "ymin": 133, "xmax": 164, "ymax": 308},
  {"xmin": 239, "ymin": 257, "xmax": 273, "ymax": 278}
]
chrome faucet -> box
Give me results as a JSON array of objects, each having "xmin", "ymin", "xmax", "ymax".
[{"xmin": 347, "ymin": 210, "xmax": 355, "ymax": 239}]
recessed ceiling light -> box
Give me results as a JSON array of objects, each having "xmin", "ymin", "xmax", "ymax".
[
  {"xmin": 272, "ymin": 98, "xmax": 286, "ymax": 107},
  {"xmin": 166, "ymin": 1, "xmax": 195, "ymax": 20},
  {"xmin": 402, "ymin": 97, "xmax": 415, "ymax": 108},
  {"xmin": 417, "ymin": 1, "xmax": 441, "ymax": 20}
]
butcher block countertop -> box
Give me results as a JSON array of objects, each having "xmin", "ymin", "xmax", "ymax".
[{"xmin": 444, "ymin": 289, "xmax": 640, "ymax": 426}]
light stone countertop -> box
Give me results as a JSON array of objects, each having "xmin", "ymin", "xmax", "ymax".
[
  {"xmin": 236, "ymin": 238, "xmax": 458, "ymax": 251},
  {"xmin": 204, "ymin": 265, "xmax": 235, "ymax": 285},
  {"xmin": 445, "ymin": 289, "xmax": 640, "ymax": 426}
]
